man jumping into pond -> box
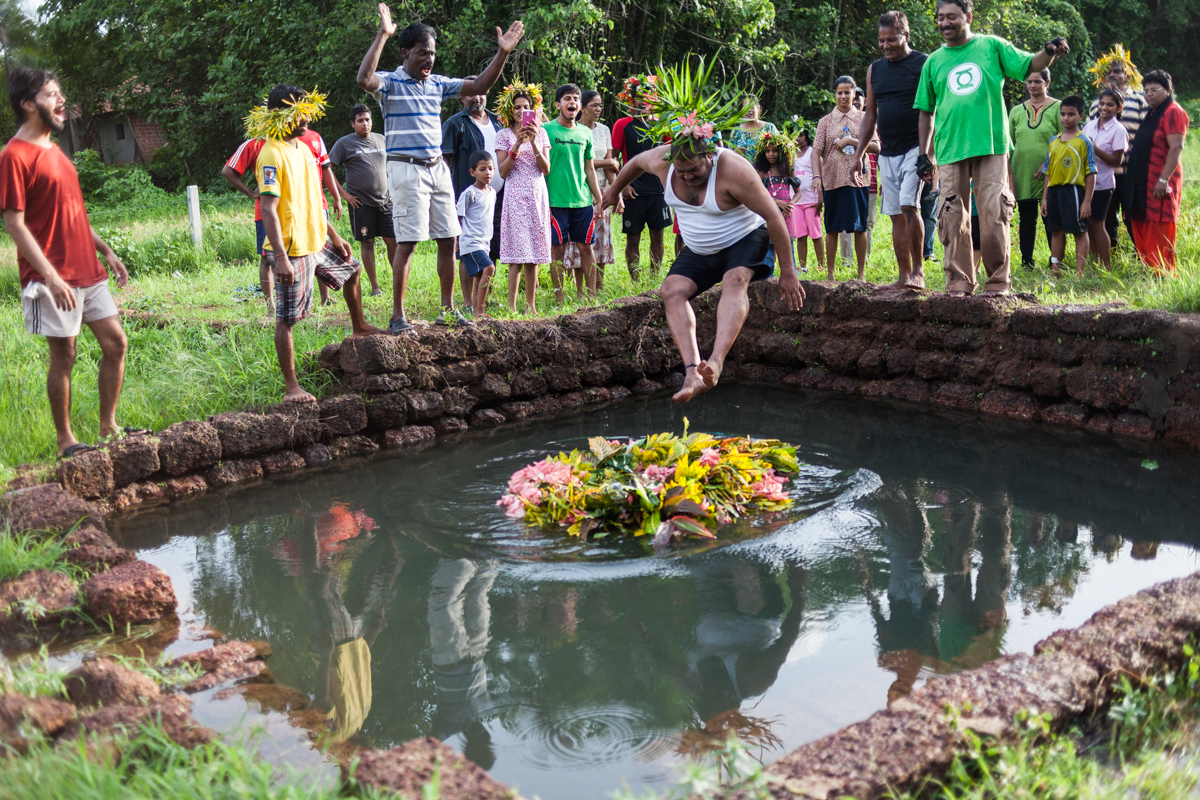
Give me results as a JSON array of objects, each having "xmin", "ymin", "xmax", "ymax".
[{"xmin": 601, "ymin": 61, "xmax": 804, "ymax": 404}]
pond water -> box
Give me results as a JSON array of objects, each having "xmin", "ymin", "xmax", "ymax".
[{"xmin": 110, "ymin": 385, "xmax": 1200, "ymax": 800}]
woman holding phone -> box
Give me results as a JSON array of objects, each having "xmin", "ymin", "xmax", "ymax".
[{"xmin": 495, "ymin": 82, "xmax": 552, "ymax": 314}]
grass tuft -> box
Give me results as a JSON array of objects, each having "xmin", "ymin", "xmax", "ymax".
[{"xmin": 0, "ymin": 525, "xmax": 74, "ymax": 583}]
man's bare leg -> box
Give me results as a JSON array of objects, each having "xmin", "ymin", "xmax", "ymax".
[
  {"xmin": 459, "ymin": 260, "xmax": 471, "ymax": 307},
  {"xmin": 342, "ymin": 272, "xmax": 386, "ymax": 337},
  {"xmin": 855, "ymin": 231, "xmax": 868, "ymax": 280},
  {"xmin": 577, "ymin": 243, "xmax": 596, "ymax": 299},
  {"xmin": 625, "ymin": 231, "xmax": 642, "ymax": 281},
  {"xmin": 87, "ymin": 315, "xmax": 128, "ymax": 439},
  {"xmin": 435, "ymin": 237, "xmax": 457, "ymax": 311},
  {"xmin": 900, "ymin": 206, "xmax": 926, "ymax": 288},
  {"xmin": 674, "ymin": 234, "xmax": 684, "ymax": 257},
  {"xmin": 664, "ymin": 267, "xmax": 755, "ymax": 403},
  {"xmin": 661, "ymin": 274, "xmax": 705, "ymax": 402},
  {"xmin": 318, "ymin": 279, "xmax": 331, "ymax": 306},
  {"xmin": 824, "ymin": 235, "xmax": 838, "ymax": 280},
  {"xmin": 259, "ymin": 255, "xmax": 275, "ymax": 315},
  {"xmin": 360, "ymin": 238, "xmax": 383, "ymax": 295},
  {"xmin": 391, "ymin": 241, "xmax": 417, "ymax": 321},
  {"xmin": 275, "ymin": 321, "xmax": 315, "ymax": 403},
  {"xmin": 648, "ymin": 228, "xmax": 665, "ymax": 273},
  {"xmin": 46, "ymin": 336, "xmax": 79, "ymax": 455}
]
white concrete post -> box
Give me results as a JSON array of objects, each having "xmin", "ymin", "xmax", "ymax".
[{"xmin": 186, "ymin": 185, "xmax": 203, "ymax": 249}]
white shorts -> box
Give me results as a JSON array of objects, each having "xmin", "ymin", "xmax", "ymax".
[
  {"xmin": 22, "ymin": 280, "xmax": 118, "ymax": 338},
  {"xmin": 387, "ymin": 159, "xmax": 461, "ymax": 243},
  {"xmin": 879, "ymin": 147, "xmax": 923, "ymax": 216}
]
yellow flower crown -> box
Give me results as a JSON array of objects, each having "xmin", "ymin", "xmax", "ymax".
[
  {"xmin": 494, "ymin": 79, "xmax": 544, "ymax": 126},
  {"xmin": 1089, "ymin": 45, "xmax": 1142, "ymax": 91},
  {"xmin": 244, "ymin": 88, "xmax": 328, "ymax": 141}
]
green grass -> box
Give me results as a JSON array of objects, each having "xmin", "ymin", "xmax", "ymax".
[{"xmin": 0, "ymin": 525, "xmax": 74, "ymax": 582}]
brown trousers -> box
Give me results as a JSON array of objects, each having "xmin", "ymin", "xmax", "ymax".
[{"xmin": 937, "ymin": 154, "xmax": 1016, "ymax": 294}]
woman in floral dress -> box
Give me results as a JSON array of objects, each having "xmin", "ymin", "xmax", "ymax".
[{"xmin": 495, "ymin": 82, "xmax": 551, "ymax": 314}]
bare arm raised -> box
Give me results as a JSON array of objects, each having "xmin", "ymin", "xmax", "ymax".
[
  {"xmin": 356, "ymin": 3, "xmax": 397, "ymax": 93},
  {"xmin": 460, "ymin": 22, "xmax": 526, "ymax": 96}
]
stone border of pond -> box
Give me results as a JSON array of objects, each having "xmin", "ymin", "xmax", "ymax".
[{"xmin": 4, "ymin": 280, "xmax": 1200, "ymax": 796}]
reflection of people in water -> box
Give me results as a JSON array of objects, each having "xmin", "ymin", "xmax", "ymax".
[
  {"xmin": 685, "ymin": 556, "xmax": 807, "ymax": 738},
  {"xmin": 427, "ymin": 558, "xmax": 498, "ymax": 770},
  {"xmin": 279, "ymin": 504, "xmax": 403, "ymax": 745}
]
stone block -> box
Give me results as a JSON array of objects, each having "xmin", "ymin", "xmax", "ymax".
[
  {"xmin": 860, "ymin": 380, "xmax": 891, "ymax": 399},
  {"xmin": 557, "ymin": 391, "xmax": 587, "ymax": 408},
  {"xmin": 943, "ymin": 327, "xmax": 985, "ymax": 352},
  {"xmin": 1164, "ymin": 406, "xmax": 1200, "ymax": 449},
  {"xmin": 318, "ymin": 394, "xmax": 368, "ymax": 437},
  {"xmin": 0, "ymin": 569, "xmax": 79, "ymax": 633},
  {"xmin": 603, "ymin": 357, "xmax": 642, "ymax": 384},
  {"xmin": 299, "ymin": 443, "xmax": 333, "ymax": 468},
  {"xmin": 856, "ymin": 348, "xmax": 887, "ymax": 379},
  {"xmin": 104, "ymin": 436, "xmax": 161, "ymax": 488},
  {"xmin": 1064, "ymin": 367, "xmax": 1142, "ymax": 409},
  {"xmin": 365, "ymin": 393, "xmax": 409, "ymax": 429},
  {"xmin": 581, "ymin": 387, "xmax": 612, "ymax": 404},
  {"xmin": 407, "ymin": 391, "xmax": 445, "ymax": 422},
  {"xmin": 64, "ymin": 544, "xmax": 136, "ymax": 573},
  {"xmin": 168, "ymin": 640, "xmax": 270, "ymax": 672},
  {"xmin": 66, "ymin": 658, "xmax": 161, "ymax": 708},
  {"xmin": 83, "ymin": 560, "xmax": 176, "ymax": 626},
  {"xmin": 914, "ymin": 352, "xmax": 956, "ymax": 381},
  {"xmin": 1042, "ymin": 404, "xmax": 1090, "ymax": 428},
  {"xmin": 64, "ymin": 526, "xmax": 118, "ymax": 550},
  {"xmin": 510, "ymin": 370, "xmax": 549, "ymax": 399},
  {"xmin": 56, "ymin": 449, "xmax": 114, "ymax": 499},
  {"xmin": 60, "ymin": 700, "xmax": 214, "ymax": 751},
  {"xmin": 206, "ymin": 459, "xmax": 263, "ymax": 489},
  {"xmin": 0, "ymin": 693, "xmax": 76, "ymax": 754},
  {"xmin": 441, "ymin": 360, "xmax": 486, "ymax": 386},
  {"xmin": 407, "ymin": 363, "xmax": 443, "ymax": 390},
  {"xmin": 1113, "ymin": 412, "xmax": 1156, "ymax": 441},
  {"xmin": 796, "ymin": 368, "xmax": 833, "ymax": 390},
  {"xmin": 345, "ymin": 737, "xmax": 513, "ymax": 800},
  {"xmin": 259, "ymin": 450, "xmax": 307, "ymax": 476},
  {"xmin": 1010, "ymin": 305, "xmax": 1056, "ymax": 338},
  {"xmin": 441, "ymin": 386, "xmax": 478, "ymax": 417},
  {"xmin": 931, "ymin": 382, "xmax": 979, "ymax": 410},
  {"xmin": 475, "ymin": 373, "xmax": 512, "ymax": 402},
  {"xmin": 316, "ymin": 341, "xmax": 342, "ymax": 372},
  {"xmin": 757, "ymin": 332, "xmax": 801, "ymax": 366},
  {"xmin": 262, "ymin": 401, "xmax": 322, "ymax": 446},
  {"xmin": 543, "ymin": 365, "xmax": 583, "ymax": 393},
  {"xmin": 980, "ymin": 389, "xmax": 1039, "ymax": 421},
  {"xmin": 345, "ymin": 373, "xmax": 411, "ymax": 394},
  {"xmin": 384, "ymin": 426, "xmax": 437, "ymax": 449},
  {"xmin": 328, "ymin": 435, "xmax": 379, "ymax": 460},
  {"xmin": 337, "ymin": 334, "xmax": 407, "ymax": 374},
  {"xmin": 470, "ymin": 409, "xmax": 506, "ymax": 428},
  {"xmin": 1093, "ymin": 340, "xmax": 1146, "ymax": 367},
  {"xmin": 0, "ymin": 483, "xmax": 106, "ymax": 535},
  {"xmin": 820, "ymin": 339, "xmax": 866, "ymax": 373},
  {"xmin": 829, "ymin": 376, "xmax": 862, "ymax": 394},
  {"xmin": 1094, "ymin": 308, "xmax": 1171, "ymax": 341},
  {"xmin": 993, "ymin": 358, "xmax": 1030, "ymax": 388},
  {"xmin": 1053, "ymin": 302, "xmax": 1125, "ymax": 336},
  {"xmin": 165, "ymin": 475, "xmax": 208, "ymax": 500},
  {"xmin": 633, "ymin": 378, "xmax": 662, "ymax": 395},
  {"xmin": 885, "ymin": 347, "xmax": 917, "ymax": 376},
  {"xmin": 110, "ymin": 481, "xmax": 168, "ymax": 515},
  {"xmin": 582, "ymin": 362, "xmax": 613, "ymax": 386},
  {"xmin": 888, "ymin": 378, "xmax": 931, "ymax": 403},
  {"xmin": 1086, "ymin": 411, "xmax": 1114, "ymax": 435},
  {"xmin": 433, "ymin": 416, "xmax": 468, "ymax": 435},
  {"xmin": 1028, "ymin": 365, "xmax": 1067, "ymax": 398},
  {"xmin": 208, "ymin": 412, "xmax": 295, "ymax": 458},
  {"xmin": 499, "ymin": 401, "xmax": 537, "ymax": 419}
]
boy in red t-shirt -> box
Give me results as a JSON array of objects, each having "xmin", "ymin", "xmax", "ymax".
[{"xmin": 0, "ymin": 68, "xmax": 142, "ymax": 458}]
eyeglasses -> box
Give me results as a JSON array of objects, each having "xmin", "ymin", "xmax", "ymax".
[{"xmin": 1144, "ymin": 85, "xmax": 1167, "ymax": 93}]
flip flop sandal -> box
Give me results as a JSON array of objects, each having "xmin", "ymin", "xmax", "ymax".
[
  {"xmin": 123, "ymin": 427, "xmax": 151, "ymax": 436},
  {"xmin": 387, "ymin": 316, "xmax": 416, "ymax": 336},
  {"xmin": 59, "ymin": 443, "xmax": 97, "ymax": 459}
]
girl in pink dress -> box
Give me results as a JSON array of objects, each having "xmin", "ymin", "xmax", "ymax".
[
  {"xmin": 495, "ymin": 86, "xmax": 551, "ymax": 315},
  {"xmin": 791, "ymin": 129, "xmax": 825, "ymax": 274}
]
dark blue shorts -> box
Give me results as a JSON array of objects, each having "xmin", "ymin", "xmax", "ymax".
[
  {"xmin": 550, "ymin": 206, "xmax": 595, "ymax": 246},
  {"xmin": 458, "ymin": 248, "xmax": 494, "ymax": 278},
  {"xmin": 1045, "ymin": 184, "xmax": 1087, "ymax": 235},
  {"xmin": 255, "ymin": 220, "xmax": 266, "ymax": 256}
]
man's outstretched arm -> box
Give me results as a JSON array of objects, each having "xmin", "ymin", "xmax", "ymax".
[
  {"xmin": 725, "ymin": 154, "xmax": 805, "ymax": 310},
  {"xmin": 460, "ymin": 21, "xmax": 526, "ymax": 96},
  {"xmin": 357, "ymin": 3, "xmax": 396, "ymax": 92}
]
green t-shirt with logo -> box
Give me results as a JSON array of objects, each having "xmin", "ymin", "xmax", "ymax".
[
  {"xmin": 543, "ymin": 119, "xmax": 595, "ymax": 208},
  {"xmin": 914, "ymin": 34, "xmax": 1034, "ymax": 166}
]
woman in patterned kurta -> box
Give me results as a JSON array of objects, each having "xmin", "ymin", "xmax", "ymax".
[{"xmin": 496, "ymin": 92, "xmax": 552, "ymax": 314}]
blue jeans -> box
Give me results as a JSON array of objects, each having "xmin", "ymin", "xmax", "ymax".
[{"xmin": 921, "ymin": 194, "xmax": 937, "ymax": 259}]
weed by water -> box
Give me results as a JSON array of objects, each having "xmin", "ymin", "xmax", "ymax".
[
  {"xmin": 0, "ymin": 645, "xmax": 69, "ymax": 699},
  {"xmin": 0, "ymin": 524, "xmax": 75, "ymax": 582}
]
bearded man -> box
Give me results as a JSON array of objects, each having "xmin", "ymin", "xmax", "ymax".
[{"xmin": 443, "ymin": 78, "xmax": 505, "ymax": 284}]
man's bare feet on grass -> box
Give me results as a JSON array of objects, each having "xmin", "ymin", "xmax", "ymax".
[
  {"xmin": 672, "ymin": 361, "xmax": 721, "ymax": 404},
  {"xmin": 283, "ymin": 387, "xmax": 317, "ymax": 403},
  {"xmin": 350, "ymin": 323, "xmax": 388, "ymax": 337}
]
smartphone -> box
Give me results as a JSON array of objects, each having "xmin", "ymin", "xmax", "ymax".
[{"xmin": 520, "ymin": 109, "xmax": 537, "ymax": 127}]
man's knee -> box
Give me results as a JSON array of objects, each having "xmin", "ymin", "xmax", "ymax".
[
  {"xmin": 723, "ymin": 267, "xmax": 753, "ymax": 290},
  {"xmin": 47, "ymin": 337, "xmax": 77, "ymax": 368},
  {"xmin": 660, "ymin": 278, "xmax": 693, "ymax": 304}
]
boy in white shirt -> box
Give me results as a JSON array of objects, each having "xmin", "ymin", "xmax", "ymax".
[{"xmin": 456, "ymin": 150, "xmax": 498, "ymax": 318}]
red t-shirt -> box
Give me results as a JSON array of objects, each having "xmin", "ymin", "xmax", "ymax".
[
  {"xmin": 225, "ymin": 130, "xmax": 330, "ymax": 220},
  {"xmin": 0, "ymin": 138, "xmax": 106, "ymax": 289},
  {"xmin": 1143, "ymin": 102, "xmax": 1190, "ymax": 223}
]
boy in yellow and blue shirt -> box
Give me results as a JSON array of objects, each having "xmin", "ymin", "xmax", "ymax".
[{"xmin": 1040, "ymin": 94, "xmax": 1096, "ymax": 277}]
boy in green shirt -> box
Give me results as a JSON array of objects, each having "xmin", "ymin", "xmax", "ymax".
[
  {"xmin": 914, "ymin": 0, "xmax": 1070, "ymax": 296},
  {"xmin": 544, "ymin": 83, "xmax": 603, "ymax": 303},
  {"xmin": 1040, "ymin": 95, "xmax": 1097, "ymax": 277}
]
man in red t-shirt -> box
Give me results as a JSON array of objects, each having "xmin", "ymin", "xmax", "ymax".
[
  {"xmin": 0, "ymin": 68, "xmax": 140, "ymax": 458},
  {"xmin": 221, "ymin": 130, "xmax": 344, "ymax": 308}
]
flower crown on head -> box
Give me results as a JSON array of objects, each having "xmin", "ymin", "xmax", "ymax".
[
  {"xmin": 1089, "ymin": 44, "xmax": 1142, "ymax": 91},
  {"xmin": 642, "ymin": 57, "xmax": 745, "ymax": 158},
  {"xmin": 494, "ymin": 78, "xmax": 544, "ymax": 126},
  {"xmin": 753, "ymin": 127, "xmax": 798, "ymax": 162},
  {"xmin": 244, "ymin": 88, "xmax": 327, "ymax": 141},
  {"xmin": 616, "ymin": 73, "xmax": 659, "ymax": 106}
]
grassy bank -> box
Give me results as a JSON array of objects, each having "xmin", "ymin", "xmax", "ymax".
[{"xmin": 0, "ymin": 146, "xmax": 1195, "ymax": 469}]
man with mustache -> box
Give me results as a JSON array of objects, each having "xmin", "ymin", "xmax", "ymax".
[
  {"xmin": 442, "ymin": 78, "xmax": 504, "ymax": 306},
  {"xmin": 914, "ymin": 0, "xmax": 1069, "ymax": 296},
  {"xmin": 0, "ymin": 67, "xmax": 141, "ymax": 458},
  {"xmin": 357, "ymin": 3, "xmax": 524, "ymax": 332}
]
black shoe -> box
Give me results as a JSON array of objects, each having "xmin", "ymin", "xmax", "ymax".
[{"xmin": 387, "ymin": 316, "xmax": 415, "ymax": 335}]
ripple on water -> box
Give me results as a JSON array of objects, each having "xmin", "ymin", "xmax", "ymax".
[{"xmin": 498, "ymin": 702, "xmax": 677, "ymax": 770}]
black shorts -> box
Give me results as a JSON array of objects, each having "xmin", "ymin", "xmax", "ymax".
[
  {"xmin": 1044, "ymin": 184, "xmax": 1087, "ymax": 235},
  {"xmin": 621, "ymin": 193, "xmax": 671, "ymax": 234},
  {"xmin": 550, "ymin": 206, "xmax": 595, "ymax": 246},
  {"xmin": 349, "ymin": 203, "xmax": 396, "ymax": 242},
  {"xmin": 1091, "ymin": 188, "xmax": 1114, "ymax": 225},
  {"xmin": 667, "ymin": 225, "xmax": 773, "ymax": 297}
]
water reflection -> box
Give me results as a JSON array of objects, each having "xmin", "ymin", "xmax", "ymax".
[{"xmin": 110, "ymin": 386, "xmax": 1200, "ymax": 800}]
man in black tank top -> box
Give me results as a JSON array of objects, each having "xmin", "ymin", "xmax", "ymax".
[{"xmin": 852, "ymin": 11, "xmax": 929, "ymax": 289}]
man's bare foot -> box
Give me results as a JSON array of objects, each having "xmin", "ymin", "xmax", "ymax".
[
  {"xmin": 672, "ymin": 361, "xmax": 721, "ymax": 404},
  {"xmin": 524, "ymin": 304, "xmax": 536, "ymax": 316},
  {"xmin": 981, "ymin": 289, "xmax": 1011, "ymax": 296},
  {"xmin": 947, "ymin": 290, "xmax": 967, "ymax": 297},
  {"xmin": 350, "ymin": 323, "xmax": 387, "ymax": 337},
  {"xmin": 282, "ymin": 387, "xmax": 317, "ymax": 403}
]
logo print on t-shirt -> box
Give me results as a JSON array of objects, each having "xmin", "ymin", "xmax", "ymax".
[
  {"xmin": 947, "ymin": 63, "xmax": 983, "ymax": 96},
  {"xmin": 1061, "ymin": 156, "xmax": 1075, "ymax": 169},
  {"xmin": 262, "ymin": 166, "xmax": 277, "ymax": 186}
]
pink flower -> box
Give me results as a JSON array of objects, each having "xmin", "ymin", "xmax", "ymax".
[
  {"xmin": 639, "ymin": 464, "xmax": 676, "ymax": 484},
  {"xmin": 698, "ymin": 448, "xmax": 720, "ymax": 467}
]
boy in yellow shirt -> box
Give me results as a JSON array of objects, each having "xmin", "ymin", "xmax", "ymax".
[
  {"xmin": 1040, "ymin": 95, "xmax": 1096, "ymax": 277},
  {"xmin": 254, "ymin": 84, "xmax": 382, "ymax": 403}
]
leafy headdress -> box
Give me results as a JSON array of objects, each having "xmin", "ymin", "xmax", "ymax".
[
  {"xmin": 616, "ymin": 73, "xmax": 658, "ymax": 107},
  {"xmin": 753, "ymin": 127, "xmax": 798, "ymax": 163},
  {"xmin": 643, "ymin": 57, "xmax": 745, "ymax": 159},
  {"xmin": 1089, "ymin": 44, "xmax": 1142, "ymax": 91},
  {"xmin": 494, "ymin": 78, "xmax": 544, "ymax": 126},
  {"xmin": 244, "ymin": 88, "xmax": 327, "ymax": 141}
]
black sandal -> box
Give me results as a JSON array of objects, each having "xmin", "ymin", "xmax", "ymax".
[{"xmin": 59, "ymin": 443, "xmax": 97, "ymax": 459}]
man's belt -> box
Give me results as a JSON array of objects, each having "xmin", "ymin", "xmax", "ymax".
[{"xmin": 387, "ymin": 153, "xmax": 442, "ymax": 167}]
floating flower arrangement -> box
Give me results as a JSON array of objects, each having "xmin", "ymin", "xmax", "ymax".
[{"xmin": 497, "ymin": 422, "xmax": 800, "ymax": 548}]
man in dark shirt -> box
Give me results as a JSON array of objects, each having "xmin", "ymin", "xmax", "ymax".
[
  {"xmin": 612, "ymin": 81, "xmax": 671, "ymax": 280},
  {"xmin": 853, "ymin": 11, "xmax": 929, "ymax": 288},
  {"xmin": 442, "ymin": 77, "xmax": 504, "ymax": 287},
  {"xmin": 330, "ymin": 103, "xmax": 394, "ymax": 296}
]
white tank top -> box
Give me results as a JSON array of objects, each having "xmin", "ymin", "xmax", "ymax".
[{"xmin": 664, "ymin": 149, "xmax": 765, "ymax": 255}]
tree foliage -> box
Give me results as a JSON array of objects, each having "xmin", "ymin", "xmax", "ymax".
[{"xmin": 30, "ymin": 0, "xmax": 1196, "ymax": 187}]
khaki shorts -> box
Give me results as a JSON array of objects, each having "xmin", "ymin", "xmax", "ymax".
[
  {"xmin": 22, "ymin": 280, "xmax": 118, "ymax": 338},
  {"xmin": 387, "ymin": 159, "xmax": 461, "ymax": 243}
]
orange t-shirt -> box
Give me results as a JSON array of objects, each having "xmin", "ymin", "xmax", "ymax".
[{"xmin": 0, "ymin": 138, "xmax": 105, "ymax": 289}]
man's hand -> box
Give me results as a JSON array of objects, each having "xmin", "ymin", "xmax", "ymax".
[
  {"xmin": 849, "ymin": 159, "xmax": 862, "ymax": 184},
  {"xmin": 1153, "ymin": 180, "xmax": 1171, "ymax": 199},
  {"xmin": 615, "ymin": 196, "xmax": 626, "ymax": 214},
  {"xmin": 251, "ymin": 189, "xmax": 261, "ymax": 200},
  {"xmin": 1080, "ymin": 199, "xmax": 1091, "ymax": 220},
  {"xmin": 496, "ymin": 20, "xmax": 525, "ymax": 53},
  {"xmin": 344, "ymin": 192, "xmax": 363, "ymax": 210},
  {"xmin": 332, "ymin": 235, "xmax": 352, "ymax": 259},
  {"xmin": 378, "ymin": 3, "xmax": 396, "ymax": 36},
  {"xmin": 331, "ymin": 196, "xmax": 343, "ymax": 220},
  {"xmin": 621, "ymin": 184, "xmax": 637, "ymax": 200},
  {"xmin": 601, "ymin": 185, "xmax": 622, "ymax": 214},
  {"xmin": 916, "ymin": 153, "xmax": 934, "ymax": 182},
  {"xmin": 46, "ymin": 272, "xmax": 77, "ymax": 312},
  {"xmin": 104, "ymin": 250, "xmax": 129, "ymax": 289},
  {"xmin": 275, "ymin": 254, "xmax": 296, "ymax": 287},
  {"xmin": 1040, "ymin": 199, "xmax": 1048, "ymax": 217},
  {"xmin": 1044, "ymin": 37, "xmax": 1070, "ymax": 57},
  {"xmin": 1034, "ymin": 165, "xmax": 1045, "ymax": 180},
  {"xmin": 778, "ymin": 266, "xmax": 805, "ymax": 312}
]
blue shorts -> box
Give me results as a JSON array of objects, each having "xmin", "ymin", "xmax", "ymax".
[
  {"xmin": 255, "ymin": 220, "xmax": 265, "ymax": 256},
  {"xmin": 458, "ymin": 248, "xmax": 493, "ymax": 278},
  {"xmin": 550, "ymin": 206, "xmax": 595, "ymax": 246}
]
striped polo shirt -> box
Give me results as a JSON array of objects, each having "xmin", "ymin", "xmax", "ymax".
[{"xmin": 372, "ymin": 66, "xmax": 463, "ymax": 159}]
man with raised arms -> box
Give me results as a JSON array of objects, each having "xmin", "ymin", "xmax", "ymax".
[{"xmin": 601, "ymin": 68, "xmax": 804, "ymax": 404}]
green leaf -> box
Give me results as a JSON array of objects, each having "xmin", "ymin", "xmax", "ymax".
[{"xmin": 1141, "ymin": 459, "xmax": 1159, "ymax": 471}]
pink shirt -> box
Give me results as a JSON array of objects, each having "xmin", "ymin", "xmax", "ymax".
[
  {"xmin": 1082, "ymin": 116, "xmax": 1129, "ymax": 192},
  {"xmin": 793, "ymin": 147, "xmax": 819, "ymax": 205}
]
